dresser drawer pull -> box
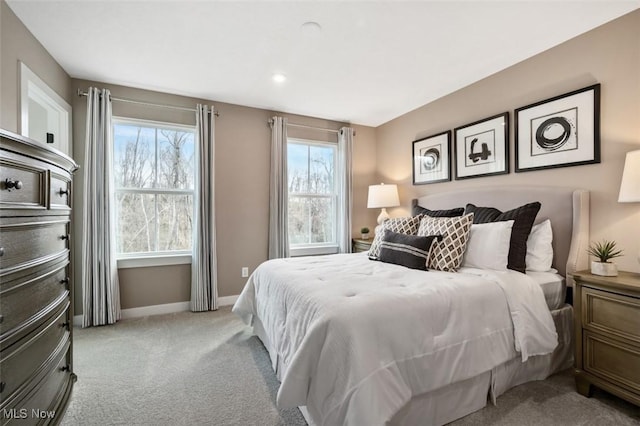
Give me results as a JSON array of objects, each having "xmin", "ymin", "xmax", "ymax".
[
  {"xmin": 0, "ymin": 247, "xmax": 3, "ymax": 257},
  {"xmin": 60, "ymin": 234, "xmax": 70, "ymax": 241},
  {"xmin": 0, "ymin": 315, "xmax": 3, "ymax": 324},
  {"xmin": 4, "ymin": 178, "xmax": 23, "ymax": 191},
  {"xmin": 0, "ymin": 382, "xmax": 5, "ymax": 393},
  {"xmin": 60, "ymin": 277, "xmax": 70, "ymax": 285},
  {"xmin": 60, "ymin": 365, "xmax": 70, "ymax": 372},
  {"xmin": 58, "ymin": 188, "xmax": 69, "ymax": 196},
  {"xmin": 60, "ymin": 321, "xmax": 70, "ymax": 330}
]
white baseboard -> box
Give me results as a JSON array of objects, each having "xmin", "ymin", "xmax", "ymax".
[
  {"xmin": 218, "ymin": 295, "xmax": 239, "ymax": 306},
  {"xmin": 72, "ymin": 296, "xmax": 239, "ymax": 327},
  {"xmin": 120, "ymin": 301, "xmax": 191, "ymax": 319}
]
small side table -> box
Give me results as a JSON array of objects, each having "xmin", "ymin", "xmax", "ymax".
[
  {"xmin": 572, "ymin": 270, "xmax": 640, "ymax": 406},
  {"xmin": 352, "ymin": 238, "xmax": 372, "ymax": 253}
]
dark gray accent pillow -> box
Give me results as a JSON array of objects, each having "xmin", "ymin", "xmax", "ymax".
[
  {"xmin": 464, "ymin": 202, "xmax": 541, "ymax": 273},
  {"xmin": 412, "ymin": 205, "xmax": 465, "ymax": 218},
  {"xmin": 377, "ymin": 230, "xmax": 441, "ymax": 271}
]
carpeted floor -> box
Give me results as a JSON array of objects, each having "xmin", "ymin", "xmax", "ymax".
[{"xmin": 61, "ymin": 307, "xmax": 639, "ymax": 426}]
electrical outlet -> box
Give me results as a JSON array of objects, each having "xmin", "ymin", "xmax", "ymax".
[{"xmin": 241, "ymin": 267, "xmax": 249, "ymax": 278}]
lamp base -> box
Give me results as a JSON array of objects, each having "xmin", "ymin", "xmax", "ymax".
[{"xmin": 377, "ymin": 208, "xmax": 390, "ymax": 225}]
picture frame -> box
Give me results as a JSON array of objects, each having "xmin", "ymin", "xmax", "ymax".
[
  {"xmin": 412, "ymin": 131, "xmax": 451, "ymax": 185},
  {"xmin": 515, "ymin": 84, "xmax": 600, "ymax": 172},
  {"xmin": 454, "ymin": 112, "xmax": 509, "ymax": 180}
]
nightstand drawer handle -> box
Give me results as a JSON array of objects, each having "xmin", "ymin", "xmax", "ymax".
[
  {"xmin": 60, "ymin": 234, "xmax": 70, "ymax": 241},
  {"xmin": 60, "ymin": 365, "xmax": 70, "ymax": 372},
  {"xmin": 60, "ymin": 277, "xmax": 70, "ymax": 285},
  {"xmin": 58, "ymin": 188, "xmax": 69, "ymax": 196}
]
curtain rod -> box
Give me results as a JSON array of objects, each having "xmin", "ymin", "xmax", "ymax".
[
  {"xmin": 77, "ymin": 89, "xmax": 219, "ymax": 116},
  {"xmin": 268, "ymin": 118, "xmax": 340, "ymax": 134}
]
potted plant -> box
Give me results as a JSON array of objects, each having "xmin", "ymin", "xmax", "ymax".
[
  {"xmin": 360, "ymin": 227, "xmax": 370, "ymax": 240},
  {"xmin": 588, "ymin": 240, "xmax": 623, "ymax": 276}
]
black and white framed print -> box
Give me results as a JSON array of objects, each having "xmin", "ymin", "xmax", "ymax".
[
  {"xmin": 454, "ymin": 112, "xmax": 509, "ymax": 180},
  {"xmin": 515, "ymin": 84, "xmax": 600, "ymax": 172},
  {"xmin": 412, "ymin": 131, "xmax": 451, "ymax": 185}
]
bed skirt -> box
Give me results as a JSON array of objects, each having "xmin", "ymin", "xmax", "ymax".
[{"xmin": 252, "ymin": 304, "xmax": 573, "ymax": 426}]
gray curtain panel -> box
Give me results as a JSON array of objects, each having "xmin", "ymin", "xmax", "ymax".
[
  {"xmin": 191, "ymin": 104, "xmax": 218, "ymax": 312},
  {"xmin": 268, "ymin": 116, "xmax": 289, "ymax": 259},
  {"xmin": 338, "ymin": 127, "xmax": 354, "ymax": 253},
  {"xmin": 82, "ymin": 87, "xmax": 121, "ymax": 327}
]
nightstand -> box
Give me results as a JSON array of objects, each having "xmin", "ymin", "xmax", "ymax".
[
  {"xmin": 352, "ymin": 238, "xmax": 372, "ymax": 253},
  {"xmin": 573, "ymin": 270, "xmax": 640, "ymax": 406}
]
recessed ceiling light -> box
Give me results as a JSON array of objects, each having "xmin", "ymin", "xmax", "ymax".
[
  {"xmin": 301, "ymin": 21, "xmax": 322, "ymax": 35},
  {"xmin": 272, "ymin": 73, "xmax": 287, "ymax": 83}
]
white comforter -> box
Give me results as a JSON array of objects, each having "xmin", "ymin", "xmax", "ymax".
[{"xmin": 232, "ymin": 253, "xmax": 557, "ymax": 426}]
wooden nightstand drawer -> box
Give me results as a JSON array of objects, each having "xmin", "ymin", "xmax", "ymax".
[
  {"xmin": 352, "ymin": 238, "xmax": 372, "ymax": 253},
  {"xmin": 584, "ymin": 331, "xmax": 640, "ymax": 394},
  {"xmin": 582, "ymin": 287, "xmax": 640, "ymax": 344}
]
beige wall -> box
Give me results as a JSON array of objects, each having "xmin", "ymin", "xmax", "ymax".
[
  {"xmin": 0, "ymin": 0, "xmax": 72, "ymax": 132},
  {"xmin": 376, "ymin": 10, "xmax": 640, "ymax": 273}
]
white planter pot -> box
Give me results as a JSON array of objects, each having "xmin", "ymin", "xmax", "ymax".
[
  {"xmin": 361, "ymin": 233, "xmax": 370, "ymax": 240},
  {"xmin": 591, "ymin": 261, "xmax": 618, "ymax": 277}
]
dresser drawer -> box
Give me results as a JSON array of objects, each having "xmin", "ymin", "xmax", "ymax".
[
  {"xmin": 584, "ymin": 331, "xmax": 640, "ymax": 395},
  {"xmin": 0, "ymin": 259, "xmax": 69, "ymax": 338},
  {"xmin": 582, "ymin": 286, "xmax": 640, "ymax": 344},
  {"xmin": 0, "ymin": 159, "xmax": 47, "ymax": 211},
  {"xmin": 0, "ymin": 301, "xmax": 69, "ymax": 404},
  {"xmin": 0, "ymin": 220, "xmax": 69, "ymax": 274},
  {"xmin": 49, "ymin": 173, "xmax": 71, "ymax": 210},
  {"xmin": 1, "ymin": 342, "xmax": 71, "ymax": 425}
]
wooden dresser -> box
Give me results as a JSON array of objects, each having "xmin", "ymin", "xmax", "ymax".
[
  {"xmin": 0, "ymin": 129, "xmax": 78, "ymax": 424},
  {"xmin": 573, "ymin": 270, "xmax": 640, "ymax": 406}
]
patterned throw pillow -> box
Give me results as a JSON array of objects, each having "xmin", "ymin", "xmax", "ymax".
[
  {"xmin": 368, "ymin": 216, "xmax": 422, "ymax": 260},
  {"xmin": 417, "ymin": 213, "xmax": 474, "ymax": 272},
  {"xmin": 378, "ymin": 230, "xmax": 441, "ymax": 271},
  {"xmin": 464, "ymin": 202, "xmax": 541, "ymax": 273}
]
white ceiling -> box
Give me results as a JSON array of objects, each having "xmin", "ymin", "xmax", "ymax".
[{"xmin": 7, "ymin": 1, "xmax": 640, "ymax": 127}]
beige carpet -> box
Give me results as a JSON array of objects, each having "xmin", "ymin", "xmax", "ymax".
[{"xmin": 61, "ymin": 307, "xmax": 639, "ymax": 425}]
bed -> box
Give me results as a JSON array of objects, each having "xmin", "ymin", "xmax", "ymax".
[{"xmin": 233, "ymin": 186, "xmax": 590, "ymax": 426}]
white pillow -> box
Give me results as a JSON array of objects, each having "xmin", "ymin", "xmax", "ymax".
[
  {"xmin": 462, "ymin": 220, "xmax": 514, "ymax": 271},
  {"xmin": 526, "ymin": 219, "xmax": 554, "ymax": 272}
]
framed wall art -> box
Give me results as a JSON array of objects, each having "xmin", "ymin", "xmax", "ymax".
[
  {"xmin": 412, "ymin": 130, "xmax": 451, "ymax": 185},
  {"xmin": 515, "ymin": 84, "xmax": 600, "ymax": 172},
  {"xmin": 454, "ymin": 112, "xmax": 509, "ymax": 180}
]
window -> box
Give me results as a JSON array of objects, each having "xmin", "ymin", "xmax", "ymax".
[
  {"xmin": 112, "ymin": 119, "xmax": 195, "ymax": 265},
  {"xmin": 287, "ymin": 139, "xmax": 338, "ymax": 256}
]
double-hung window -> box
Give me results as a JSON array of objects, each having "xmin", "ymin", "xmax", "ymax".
[
  {"xmin": 112, "ymin": 118, "xmax": 196, "ymax": 267},
  {"xmin": 287, "ymin": 138, "xmax": 338, "ymax": 256}
]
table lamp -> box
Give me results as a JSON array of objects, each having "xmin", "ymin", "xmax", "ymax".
[
  {"xmin": 618, "ymin": 149, "xmax": 640, "ymax": 263},
  {"xmin": 367, "ymin": 183, "xmax": 400, "ymax": 225}
]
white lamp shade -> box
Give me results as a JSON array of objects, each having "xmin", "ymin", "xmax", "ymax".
[
  {"xmin": 367, "ymin": 184, "xmax": 400, "ymax": 208},
  {"xmin": 619, "ymin": 150, "xmax": 640, "ymax": 203}
]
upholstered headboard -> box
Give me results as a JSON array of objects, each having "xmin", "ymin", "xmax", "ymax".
[{"xmin": 414, "ymin": 186, "xmax": 590, "ymax": 286}]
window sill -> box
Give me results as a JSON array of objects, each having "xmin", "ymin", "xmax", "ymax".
[
  {"xmin": 117, "ymin": 254, "xmax": 192, "ymax": 269},
  {"xmin": 290, "ymin": 245, "xmax": 339, "ymax": 257}
]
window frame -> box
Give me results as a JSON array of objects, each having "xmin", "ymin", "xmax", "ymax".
[
  {"xmin": 287, "ymin": 137, "xmax": 339, "ymax": 257},
  {"xmin": 111, "ymin": 116, "xmax": 196, "ymax": 267}
]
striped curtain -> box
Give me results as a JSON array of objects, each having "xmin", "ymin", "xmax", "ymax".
[
  {"xmin": 82, "ymin": 87, "xmax": 121, "ymax": 327},
  {"xmin": 337, "ymin": 127, "xmax": 354, "ymax": 253},
  {"xmin": 190, "ymin": 104, "xmax": 218, "ymax": 312},
  {"xmin": 268, "ymin": 116, "xmax": 289, "ymax": 259}
]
